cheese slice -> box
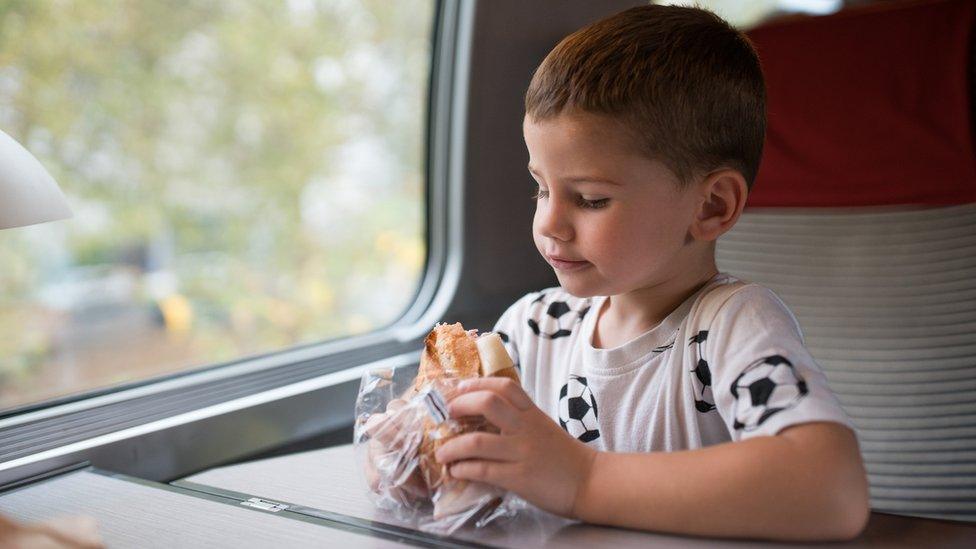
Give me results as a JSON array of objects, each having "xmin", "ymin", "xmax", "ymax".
[{"xmin": 476, "ymin": 333, "xmax": 514, "ymax": 377}]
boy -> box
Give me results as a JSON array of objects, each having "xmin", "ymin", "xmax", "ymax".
[{"xmin": 433, "ymin": 4, "xmax": 870, "ymax": 542}]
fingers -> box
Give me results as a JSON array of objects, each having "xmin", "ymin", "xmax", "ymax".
[
  {"xmin": 456, "ymin": 377, "xmax": 533, "ymax": 410},
  {"xmin": 0, "ymin": 516, "xmax": 105, "ymax": 549},
  {"xmin": 388, "ymin": 469, "xmax": 429, "ymax": 505},
  {"xmin": 363, "ymin": 398, "xmax": 418, "ymax": 447},
  {"xmin": 365, "ymin": 442, "xmax": 382, "ymax": 491},
  {"xmin": 435, "ymin": 431, "xmax": 512, "ymax": 464},
  {"xmin": 448, "ymin": 459, "xmax": 518, "ymax": 489},
  {"xmin": 448, "ymin": 390, "xmax": 521, "ymax": 432},
  {"xmin": 366, "ymin": 437, "xmax": 429, "ymax": 503},
  {"xmin": 386, "ymin": 398, "xmax": 407, "ymax": 413},
  {"xmin": 363, "ymin": 413, "xmax": 397, "ymax": 447}
]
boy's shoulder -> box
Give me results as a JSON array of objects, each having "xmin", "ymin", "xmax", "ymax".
[
  {"xmin": 696, "ymin": 273, "xmax": 772, "ymax": 309},
  {"xmin": 692, "ymin": 273, "xmax": 803, "ymax": 338}
]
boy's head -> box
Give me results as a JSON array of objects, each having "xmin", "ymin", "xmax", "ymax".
[
  {"xmin": 524, "ymin": 5, "xmax": 765, "ymax": 298},
  {"xmin": 525, "ymin": 4, "xmax": 765, "ymax": 187}
]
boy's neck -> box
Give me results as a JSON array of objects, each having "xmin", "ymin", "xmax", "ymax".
[{"xmin": 593, "ymin": 260, "xmax": 719, "ymax": 350}]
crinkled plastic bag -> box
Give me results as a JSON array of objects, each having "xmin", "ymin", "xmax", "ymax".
[{"xmin": 354, "ymin": 367, "xmax": 521, "ymax": 535}]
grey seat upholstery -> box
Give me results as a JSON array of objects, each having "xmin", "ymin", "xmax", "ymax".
[{"xmin": 717, "ymin": 205, "xmax": 976, "ymax": 522}]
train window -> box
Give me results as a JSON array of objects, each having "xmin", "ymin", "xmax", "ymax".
[{"xmin": 0, "ymin": 0, "xmax": 434, "ymax": 412}]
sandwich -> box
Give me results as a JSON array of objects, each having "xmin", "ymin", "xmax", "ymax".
[
  {"xmin": 411, "ymin": 323, "xmax": 518, "ymax": 519},
  {"xmin": 413, "ymin": 322, "xmax": 519, "ymax": 391}
]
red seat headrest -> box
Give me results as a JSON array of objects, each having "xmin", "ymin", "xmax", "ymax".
[{"xmin": 746, "ymin": 0, "xmax": 976, "ymax": 208}]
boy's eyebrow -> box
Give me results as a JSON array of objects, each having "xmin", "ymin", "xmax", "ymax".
[{"xmin": 527, "ymin": 164, "xmax": 621, "ymax": 185}]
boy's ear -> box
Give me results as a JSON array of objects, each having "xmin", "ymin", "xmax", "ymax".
[{"xmin": 689, "ymin": 169, "xmax": 748, "ymax": 242}]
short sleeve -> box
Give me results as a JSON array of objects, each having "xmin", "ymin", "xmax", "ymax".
[{"xmin": 704, "ymin": 285, "xmax": 855, "ymax": 441}]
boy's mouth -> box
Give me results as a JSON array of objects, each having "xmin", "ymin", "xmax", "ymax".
[{"xmin": 546, "ymin": 254, "xmax": 591, "ymax": 272}]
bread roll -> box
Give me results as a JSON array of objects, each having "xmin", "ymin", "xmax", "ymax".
[
  {"xmin": 414, "ymin": 323, "xmax": 482, "ymax": 391},
  {"xmin": 409, "ymin": 323, "xmax": 520, "ymax": 520}
]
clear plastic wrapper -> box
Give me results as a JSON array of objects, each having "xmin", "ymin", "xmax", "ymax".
[{"xmin": 354, "ymin": 366, "xmax": 520, "ymax": 535}]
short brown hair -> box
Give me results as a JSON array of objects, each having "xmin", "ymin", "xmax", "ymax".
[{"xmin": 525, "ymin": 5, "xmax": 766, "ymax": 188}]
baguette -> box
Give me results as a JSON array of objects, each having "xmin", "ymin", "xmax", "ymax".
[{"xmin": 411, "ymin": 323, "xmax": 519, "ymax": 520}]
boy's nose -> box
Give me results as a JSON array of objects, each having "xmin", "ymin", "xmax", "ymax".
[{"xmin": 535, "ymin": 199, "xmax": 574, "ymax": 242}]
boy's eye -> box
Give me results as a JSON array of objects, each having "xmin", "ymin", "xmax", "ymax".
[
  {"xmin": 531, "ymin": 187, "xmax": 609, "ymax": 210},
  {"xmin": 578, "ymin": 197, "xmax": 610, "ymax": 209},
  {"xmin": 532, "ymin": 187, "xmax": 610, "ymax": 210}
]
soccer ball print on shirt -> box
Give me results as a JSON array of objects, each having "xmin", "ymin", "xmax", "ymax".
[
  {"xmin": 688, "ymin": 330, "xmax": 716, "ymax": 413},
  {"xmin": 558, "ymin": 375, "xmax": 601, "ymax": 443},
  {"xmin": 527, "ymin": 293, "xmax": 590, "ymax": 340},
  {"xmin": 731, "ymin": 355, "xmax": 808, "ymax": 431}
]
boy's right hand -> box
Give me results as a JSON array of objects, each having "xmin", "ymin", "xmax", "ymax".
[{"xmin": 362, "ymin": 400, "xmax": 428, "ymax": 504}]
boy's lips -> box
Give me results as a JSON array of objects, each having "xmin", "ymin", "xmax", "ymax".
[{"xmin": 546, "ymin": 254, "xmax": 591, "ymax": 272}]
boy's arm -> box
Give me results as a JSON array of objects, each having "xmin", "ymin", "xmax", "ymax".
[
  {"xmin": 576, "ymin": 421, "xmax": 870, "ymax": 541},
  {"xmin": 438, "ymin": 378, "xmax": 870, "ymax": 543}
]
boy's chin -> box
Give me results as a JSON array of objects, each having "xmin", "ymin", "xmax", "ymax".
[{"xmin": 555, "ymin": 274, "xmax": 604, "ymax": 299}]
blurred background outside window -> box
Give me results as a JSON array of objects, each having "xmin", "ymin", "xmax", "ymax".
[{"xmin": 0, "ymin": 0, "xmax": 434, "ymax": 411}]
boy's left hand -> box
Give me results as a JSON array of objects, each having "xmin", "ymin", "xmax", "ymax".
[{"xmin": 435, "ymin": 377, "xmax": 597, "ymax": 518}]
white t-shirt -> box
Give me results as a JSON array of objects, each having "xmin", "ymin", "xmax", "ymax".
[{"xmin": 492, "ymin": 273, "xmax": 854, "ymax": 452}]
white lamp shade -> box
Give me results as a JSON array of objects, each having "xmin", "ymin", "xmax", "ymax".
[{"xmin": 0, "ymin": 128, "xmax": 72, "ymax": 230}]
